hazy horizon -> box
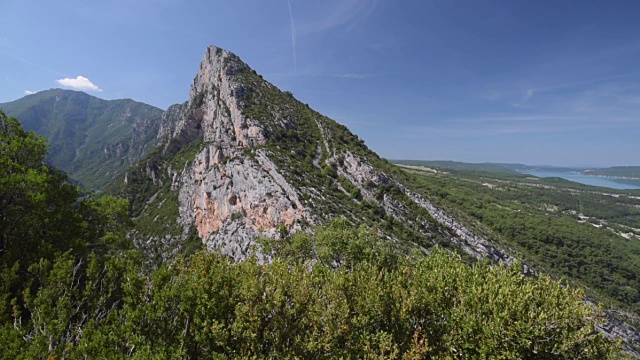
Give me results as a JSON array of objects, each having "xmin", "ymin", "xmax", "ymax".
[{"xmin": 391, "ymin": 158, "xmax": 640, "ymax": 169}]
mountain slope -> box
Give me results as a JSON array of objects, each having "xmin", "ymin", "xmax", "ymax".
[
  {"xmin": 105, "ymin": 45, "xmax": 639, "ymax": 353},
  {"xmin": 584, "ymin": 166, "xmax": 640, "ymax": 179},
  {"xmin": 0, "ymin": 89, "xmax": 185, "ymax": 190},
  {"xmin": 391, "ymin": 160, "xmax": 519, "ymax": 173},
  {"xmin": 112, "ymin": 46, "xmax": 515, "ymax": 267}
]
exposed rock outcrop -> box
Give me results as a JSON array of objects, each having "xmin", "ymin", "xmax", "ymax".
[
  {"xmin": 157, "ymin": 102, "xmax": 188, "ymax": 142},
  {"xmin": 166, "ymin": 47, "xmax": 266, "ymax": 157},
  {"xmin": 176, "ymin": 148, "xmax": 306, "ymax": 259},
  {"xmin": 138, "ymin": 45, "xmax": 533, "ymax": 265},
  {"xmin": 597, "ymin": 311, "xmax": 640, "ymax": 357},
  {"xmin": 161, "ymin": 46, "xmax": 307, "ymax": 259}
]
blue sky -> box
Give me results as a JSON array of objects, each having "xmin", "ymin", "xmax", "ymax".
[{"xmin": 1, "ymin": 0, "xmax": 639, "ymax": 167}]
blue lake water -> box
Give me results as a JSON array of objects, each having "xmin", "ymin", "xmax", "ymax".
[{"xmin": 518, "ymin": 170, "xmax": 640, "ymax": 190}]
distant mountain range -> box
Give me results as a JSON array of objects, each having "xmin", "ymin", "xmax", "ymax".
[
  {"xmin": 391, "ymin": 160, "xmax": 520, "ymax": 173},
  {"xmin": 0, "ymin": 89, "xmax": 185, "ymax": 190},
  {"xmin": 391, "ymin": 160, "xmax": 640, "ymax": 178},
  {"xmin": 583, "ymin": 166, "xmax": 640, "ymax": 179}
]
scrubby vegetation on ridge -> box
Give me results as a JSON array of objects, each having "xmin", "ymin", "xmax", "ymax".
[
  {"xmin": 400, "ymin": 165, "xmax": 640, "ymax": 317},
  {"xmin": 1, "ymin": 221, "xmax": 622, "ymax": 358},
  {"xmin": 234, "ymin": 67, "xmax": 447, "ymax": 248}
]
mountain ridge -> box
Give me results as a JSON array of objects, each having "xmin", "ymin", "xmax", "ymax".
[
  {"xmin": 111, "ymin": 45, "xmax": 520, "ymax": 268},
  {"xmin": 1, "ymin": 45, "xmax": 638, "ymax": 353},
  {"xmin": 0, "ymin": 88, "xmax": 179, "ymax": 190},
  {"xmin": 583, "ymin": 166, "xmax": 640, "ymax": 179},
  {"xmin": 392, "ymin": 159, "xmax": 640, "ymax": 177}
]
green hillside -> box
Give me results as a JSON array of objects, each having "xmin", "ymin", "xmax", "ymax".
[
  {"xmin": 584, "ymin": 166, "xmax": 640, "ymax": 179},
  {"xmin": 391, "ymin": 159, "xmax": 518, "ymax": 173},
  {"xmin": 0, "ymin": 89, "xmax": 165, "ymax": 190},
  {"xmin": 400, "ymin": 165, "xmax": 640, "ymax": 314}
]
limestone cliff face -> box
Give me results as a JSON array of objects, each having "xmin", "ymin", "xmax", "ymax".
[
  {"xmin": 166, "ymin": 47, "xmax": 266, "ymax": 156},
  {"xmin": 176, "ymin": 148, "xmax": 306, "ymax": 259},
  {"xmin": 164, "ymin": 46, "xmax": 307, "ymax": 258},
  {"xmin": 157, "ymin": 102, "xmax": 188, "ymax": 142}
]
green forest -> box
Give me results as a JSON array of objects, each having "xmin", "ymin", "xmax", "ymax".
[
  {"xmin": 0, "ymin": 110, "xmax": 630, "ymax": 358},
  {"xmin": 399, "ymin": 165, "xmax": 640, "ymax": 314},
  {"xmin": 583, "ymin": 167, "xmax": 640, "ymax": 179}
]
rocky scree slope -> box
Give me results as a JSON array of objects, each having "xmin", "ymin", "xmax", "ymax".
[
  {"xmin": 118, "ymin": 46, "xmax": 517, "ymax": 266},
  {"xmin": 0, "ymin": 89, "xmax": 187, "ymax": 190}
]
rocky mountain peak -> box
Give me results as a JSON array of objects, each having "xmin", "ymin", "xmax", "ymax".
[
  {"xmin": 165, "ymin": 46, "xmax": 266, "ymax": 157},
  {"xmin": 130, "ymin": 44, "xmax": 519, "ymax": 264},
  {"xmin": 189, "ymin": 45, "xmax": 248, "ymax": 101}
]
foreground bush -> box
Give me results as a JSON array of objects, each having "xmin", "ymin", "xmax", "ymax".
[{"xmin": 1, "ymin": 221, "xmax": 620, "ymax": 359}]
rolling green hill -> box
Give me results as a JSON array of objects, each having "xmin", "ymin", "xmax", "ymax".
[
  {"xmin": 391, "ymin": 159, "xmax": 518, "ymax": 173},
  {"xmin": 391, "ymin": 159, "xmax": 588, "ymax": 174},
  {"xmin": 0, "ymin": 89, "xmax": 169, "ymax": 190},
  {"xmin": 584, "ymin": 166, "xmax": 640, "ymax": 179}
]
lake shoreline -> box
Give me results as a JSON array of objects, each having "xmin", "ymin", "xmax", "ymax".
[{"xmin": 517, "ymin": 170, "xmax": 640, "ymax": 190}]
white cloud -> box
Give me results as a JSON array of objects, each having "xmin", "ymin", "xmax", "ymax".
[
  {"xmin": 24, "ymin": 90, "xmax": 35, "ymax": 95},
  {"xmin": 56, "ymin": 76, "xmax": 103, "ymax": 92}
]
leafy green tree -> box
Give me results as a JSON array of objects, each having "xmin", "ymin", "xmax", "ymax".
[
  {"xmin": 0, "ymin": 110, "xmax": 84, "ymax": 268},
  {"xmin": 82, "ymin": 195, "xmax": 134, "ymax": 254},
  {"xmin": 0, "ymin": 221, "xmax": 624, "ymax": 358},
  {"xmin": 0, "ymin": 111, "xmax": 135, "ymax": 352}
]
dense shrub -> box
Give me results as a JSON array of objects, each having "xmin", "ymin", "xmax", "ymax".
[{"xmin": 1, "ymin": 220, "xmax": 620, "ymax": 359}]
